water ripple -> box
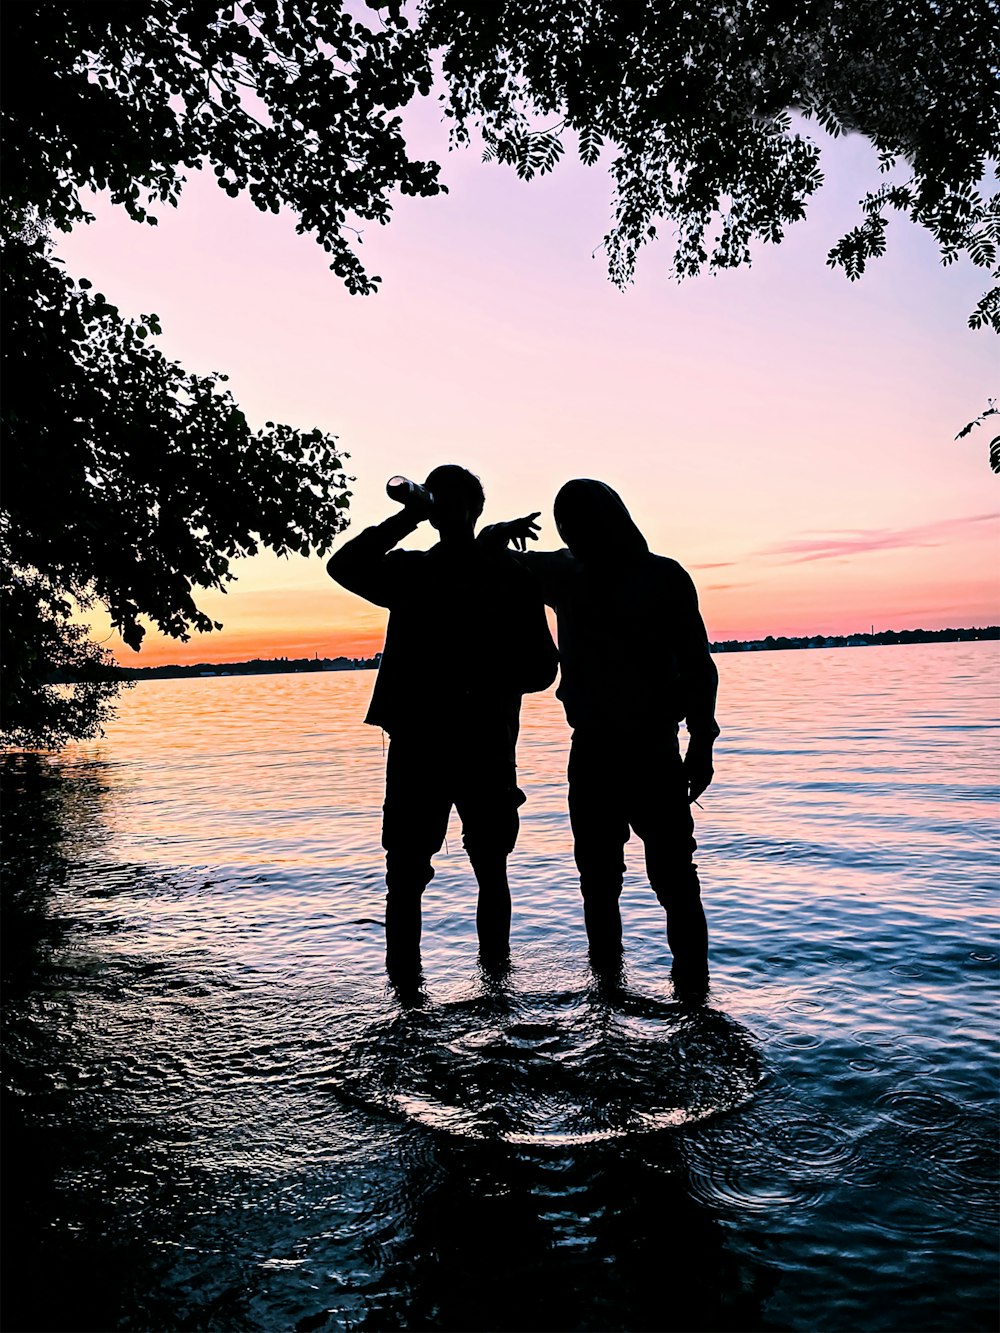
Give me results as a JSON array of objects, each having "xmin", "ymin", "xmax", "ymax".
[{"xmin": 322, "ymin": 989, "xmax": 762, "ymax": 1146}]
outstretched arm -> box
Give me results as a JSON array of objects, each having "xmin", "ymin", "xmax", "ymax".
[
  {"xmin": 477, "ymin": 513, "xmax": 542, "ymax": 551},
  {"xmin": 477, "ymin": 513, "xmax": 576, "ymax": 611}
]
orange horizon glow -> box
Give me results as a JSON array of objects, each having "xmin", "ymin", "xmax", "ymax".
[
  {"xmin": 113, "ymin": 627, "xmax": 388, "ymax": 667},
  {"xmin": 113, "ymin": 609, "xmax": 999, "ymax": 668}
]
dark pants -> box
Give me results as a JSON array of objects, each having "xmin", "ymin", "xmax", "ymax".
[
  {"xmin": 381, "ymin": 720, "xmax": 524, "ymax": 902},
  {"xmin": 568, "ymin": 727, "xmax": 708, "ymax": 979}
]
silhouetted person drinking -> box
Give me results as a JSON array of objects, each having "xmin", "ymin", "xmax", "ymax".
[
  {"xmin": 327, "ymin": 465, "xmax": 557, "ymax": 981},
  {"xmin": 485, "ymin": 480, "xmax": 718, "ymax": 996}
]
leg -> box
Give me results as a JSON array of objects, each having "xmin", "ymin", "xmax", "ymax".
[
  {"xmin": 456, "ymin": 717, "xmax": 524, "ymax": 965},
  {"xmin": 630, "ymin": 746, "xmax": 709, "ymax": 994},
  {"xmin": 650, "ymin": 853, "xmax": 709, "ymax": 996},
  {"xmin": 568, "ymin": 731, "xmax": 630, "ymax": 965},
  {"xmin": 381, "ymin": 734, "xmax": 451, "ymax": 973},
  {"xmin": 383, "ymin": 852, "xmax": 430, "ymax": 961},
  {"xmin": 469, "ymin": 852, "xmax": 512, "ymax": 968}
]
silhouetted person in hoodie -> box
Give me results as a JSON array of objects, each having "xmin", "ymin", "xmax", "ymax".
[
  {"xmin": 484, "ymin": 480, "xmax": 718, "ymax": 995},
  {"xmin": 327, "ymin": 465, "xmax": 557, "ymax": 982}
]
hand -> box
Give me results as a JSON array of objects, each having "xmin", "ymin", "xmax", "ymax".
[
  {"xmin": 684, "ymin": 740, "xmax": 715, "ymax": 804},
  {"xmin": 385, "ymin": 504, "xmax": 427, "ymax": 535},
  {"xmin": 400, "ymin": 491, "xmax": 434, "ymax": 522},
  {"xmin": 494, "ymin": 513, "xmax": 542, "ymax": 550},
  {"xmin": 386, "ymin": 478, "xmax": 434, "ymax": 520}
]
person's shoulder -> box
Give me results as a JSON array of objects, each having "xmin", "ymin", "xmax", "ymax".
[
  {"xmin": 520, "ymin": 547, "xmax": 577, "ymax": 591},
  {"xmin": 525, "ymin": 547, "xmax": 576, "ymax": 571},
  {"xmin": 381, "ymin": 546, "xmax": 430, "ymax": 585},
  {"xmin": 648, "ymin": 553, "xmax": 691, "ymax": 579},
  {"xmin": 387, "ymin": 546, "xmax": 430, "ymax": 564},
  {"xmin": 648, "ymin": 553, "xmax": 699, "ymax": 596},
  {"xmin": 479, "ymin": 545, "xmax": 575, "ymax": 571}
]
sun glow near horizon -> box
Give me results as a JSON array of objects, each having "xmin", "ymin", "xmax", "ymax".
[{"xmin": 57, "ymin": 105, "xmax": 998, "ymax": 668}]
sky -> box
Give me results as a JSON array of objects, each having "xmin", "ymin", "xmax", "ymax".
[{"xmin": 56, "ymin": 98, "xmax": 998, "ymax": 665}]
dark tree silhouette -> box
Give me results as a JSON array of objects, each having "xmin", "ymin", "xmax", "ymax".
[
  {"xmin": 2, "ymin": 236, "xmax": 352, "ymax": 744},
  {"xmin": 423, "ymin": 0, "xmax": 997, "ymax": 468},
  {"xmin": 3, "ymin": 1, "xmax": 997, "ymax": 742}
]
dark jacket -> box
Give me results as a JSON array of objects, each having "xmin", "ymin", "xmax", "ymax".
[
  {"xmin": 491, "ymin": 480, "xmax": 719, "ymax": 739},
  {"xmin": 328, "ymin": 511, "xmax": 558, "ymax": 735}
]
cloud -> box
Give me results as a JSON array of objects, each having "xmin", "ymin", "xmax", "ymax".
[
  {"xmin": 754, "ymin": 512, "xmax": 1000, "ymax": 564},
  {"xmin": 690, "ymin": 560, "xmax": 737, "ymax": 570}
]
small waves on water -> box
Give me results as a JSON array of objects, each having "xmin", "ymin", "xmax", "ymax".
[
  {"xmin": 322, "ymin": 986, "xmax": 762, "ymax": 1147},
  {"xmin": 3, "ymin": 643, "xmax": 998, "ymax": 1331}
]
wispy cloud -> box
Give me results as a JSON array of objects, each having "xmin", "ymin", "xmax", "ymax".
[
  {"xmin": 754, "ymin": 512, "xmax": 1000, "ymax": 564},
  {"xmin": 690, "ymin": 560, "xmax": 737, "ymax": 570}
]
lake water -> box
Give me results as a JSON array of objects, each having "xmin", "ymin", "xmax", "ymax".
[{"xmin": 2, "ymin": 642, "xmax": 997, "ymax": 1331}]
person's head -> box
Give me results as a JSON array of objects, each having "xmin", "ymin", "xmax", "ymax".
[
  {"xmin": 425, "ymin": 464, "xmax": 485, "ymax": 535},
  {"xmin": 553, "ymin": 478, "xmax": 649, "ymax": 563}
]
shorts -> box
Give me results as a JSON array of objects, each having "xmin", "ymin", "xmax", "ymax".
[{"xmin": 382, "ymin": 721, "xmax": 525, "ymax": 865}]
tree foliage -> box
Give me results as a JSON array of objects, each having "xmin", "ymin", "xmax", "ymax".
[
  {"xmin": 955, "ymin": 399, "xmax": 1000, "ymax": 474},
  {"xmin": 3, "ymin": 1, "xmax": 428, "ymax": 742},
  {"xmin": 4, "ymin": 238, "xmax": 350, "ymax": 652},
  {"xmin": 2, "ymin": 1, "xmax": 997, "ymax": 743},
  {"xmin": 2, "ymin": 234, "xmax": 353, "ymax": 743},
  {"xmin": 1, "ymin": 0, "xmax": 444, "ymax": 292},
  {"xmin": 0, "ymin": 564, "xmax": 124, "ymax": 749},
  {"xmin": 422, "ymin": 0, "xmax": 999, "ymax": 326},
  {"xmin": 10, "ymin": 1, "xmax": 991, "ymax": 307}
]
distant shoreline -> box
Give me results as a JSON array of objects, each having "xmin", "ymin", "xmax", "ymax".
[
  {"xmin": 52, "ymin": 625, "xmax": 998, "ymax": 684},
  {"xmin": 711, "ymin": 625, "xmax": 998, "ymax": 654}
]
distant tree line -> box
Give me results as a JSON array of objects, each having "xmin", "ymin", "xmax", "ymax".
[
  {"xmin": 71, "ymin": 654, "xmax": 385, "ymax": 682},
  {"xmin": 712, "ymin": 626, "xmax": 999, "ymax": 652}
]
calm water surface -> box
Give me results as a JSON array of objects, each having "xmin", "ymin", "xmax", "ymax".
[{"xmin": 3, "ymin": 643, "xmax": 997, "ymax": 1331}]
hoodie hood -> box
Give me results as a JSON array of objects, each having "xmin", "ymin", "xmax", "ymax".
[{"xmin": 553, "ymin": 479, "xmax": 649, "ymax": 565}]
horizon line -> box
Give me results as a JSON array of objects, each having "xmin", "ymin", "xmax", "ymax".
[{"xmin": 112, "ymin": 623, "xmax": 1000, "ymax": 672}]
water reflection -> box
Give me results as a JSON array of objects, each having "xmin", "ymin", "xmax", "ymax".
[
  {"xmin": 365, "ymin": 1132, "xmax": 775, "ymax": 1333},
  {"xmin": 1, "ymin": 756, "xmax": 178, "ymax": 1332},
  {"xmin": 2, "ymin": 645, "xmax": 998, "ymax": 1331}
]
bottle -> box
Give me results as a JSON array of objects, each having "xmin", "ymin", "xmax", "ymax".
[{"xmin": 386, "ymin": 476, "xmax": 433, "ymax": 509}]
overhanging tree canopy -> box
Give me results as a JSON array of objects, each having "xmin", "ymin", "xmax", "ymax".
[
  {"xmin": 6, "ymin": 1, "xmax": 997, "ymax": 310},
  {"xmin": 426, "ymin": 0, "xmax": 999, "ymax": 329}
]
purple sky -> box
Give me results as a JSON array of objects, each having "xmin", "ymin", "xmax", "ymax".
[{"xmin": 56, "ymin": 101, "xmax": 998, "ymax": 660}]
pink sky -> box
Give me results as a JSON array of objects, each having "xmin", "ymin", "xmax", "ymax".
[{"xmin": 56, "ymin": 105, "xmax": 998, "ymax": 664}]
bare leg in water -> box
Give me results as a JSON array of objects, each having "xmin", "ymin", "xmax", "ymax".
[
  {"xmin": 470, "ymin": 853, "xmax": 512, "ymax": 971},
  {"xmin": 644, "ymin": 841, "xmax": 709, "ymax": 999},
  {"xmin": 384, "ymin": 852, "xmax": 512, "ymax": 984},
  {"xmin": 383, "ymin": 849, "xmax": 432, "ymax": 1001}
]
